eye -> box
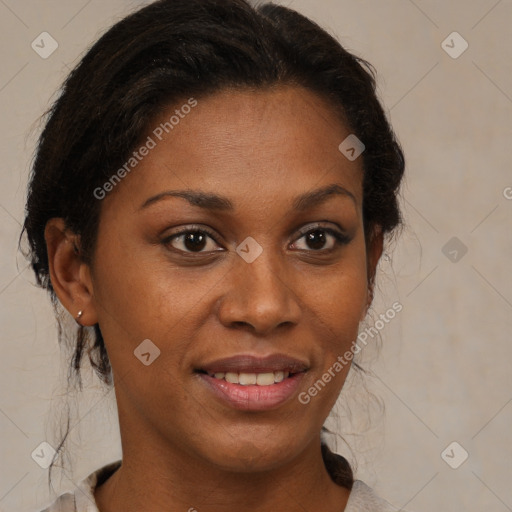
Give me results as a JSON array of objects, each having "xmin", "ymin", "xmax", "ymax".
[
  {"xmin": 291, "ymin": 225, "xmax": 350, "ymax": 252},
  {"xmin": 162, "ymin": 224, "xmax": 350, "ymax": 255},
  {"xmin": 162, "ymin": 226, "xmax": 223, "ymax": 254}
]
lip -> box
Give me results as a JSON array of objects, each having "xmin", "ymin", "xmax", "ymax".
[
  {"xmin": 197, "ymin": 354, "xmax": 309, "ymax": 374},
  {"xmin": 195, "ymin": 354, "xmax": 309, "ymax": 411},
  {"xmin": 198, "ymin": 372, "xmax": 306, "ymax": 411}
]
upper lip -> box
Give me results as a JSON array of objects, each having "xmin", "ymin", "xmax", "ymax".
[{"xmin": 197, "ymin": 354, "xmax": 309, "ymax": 374}]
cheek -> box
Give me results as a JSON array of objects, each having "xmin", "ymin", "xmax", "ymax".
[
  {"xmin": 90, "ymin": 239, "xmax": 222, "ymax": 374},
  {"xmin": 308, "ymin": 251, "xmax": 368, "ymax": 327},
  {"xmin": 315, "ymin": 281, "xmax": 367, "ymax": 357},
  {"xmin": 300, "ymin": 274, "xmax": 367, "ymax": 412},
  {"xmin": 303, "ymin": 251, "xmax": 369, "ymax": 364}
]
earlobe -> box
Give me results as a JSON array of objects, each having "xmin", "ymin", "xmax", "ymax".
[{"xmin": 44, "ymin": 218, "xmax": 98, "ymax": 326}]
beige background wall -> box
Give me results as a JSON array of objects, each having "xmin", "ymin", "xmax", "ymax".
[{"xmin": 1, "ymin": 1, "xmax": 511, "ymax": 511}]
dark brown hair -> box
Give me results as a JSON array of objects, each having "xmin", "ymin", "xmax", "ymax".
[{"xmin": 22, "ymin": 0, "xmax": 404, "ymax": 490}]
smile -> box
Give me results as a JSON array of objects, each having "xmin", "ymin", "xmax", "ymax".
[
  {"xmin": 195, "ymin": 353, "xmax": 309, "ymax": 410},
  {"xmin": 205, "ymin": 370, "xmax": 291, "ymax": 386}
]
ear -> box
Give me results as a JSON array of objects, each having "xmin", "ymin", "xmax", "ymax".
[
  {"xmin": 363, "ymin": 226, "xmax": 384, "ymax": 316},
  {"xmin": 44, "ymin": 218, "xmax": 98, "ymax": 326}
]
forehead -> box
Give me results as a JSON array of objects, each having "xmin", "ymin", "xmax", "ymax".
[{"xmin": 104, "ymin": 86, "xmax": 364, "ymax": 213}]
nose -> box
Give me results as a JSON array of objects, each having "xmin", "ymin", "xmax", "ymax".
[{"xmin": 216, "ymin": 249, "xmax": 302, "ymax": 335}]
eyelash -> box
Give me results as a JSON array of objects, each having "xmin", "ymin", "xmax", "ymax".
[
  {"xmin": 294, "ymin": 225, "xmax": 350, "ymax": 250},
  {"xmin": 162, "ymin": 224, "xmax": 350, "ymax": 255}
]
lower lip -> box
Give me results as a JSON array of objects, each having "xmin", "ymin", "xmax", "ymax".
[{"xmin": 198, "ymin": 373, "xmax": 305, "ymax": 411}]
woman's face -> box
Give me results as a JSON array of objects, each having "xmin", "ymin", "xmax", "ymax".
[{"xmin": 86, "ymin": 86, "xmax": 380, "ymax": 471}]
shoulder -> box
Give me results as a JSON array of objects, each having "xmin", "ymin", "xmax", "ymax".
[
  {"xmin": 35, "ymin": 460, "xmax": 122, "ymax": 512},
  {"xmin": 37, "ymin": 492, "xmax": 76, "ymax": 512},
  {"xmin": 345, "ymin": 480, "xmax": 407, "ymax": 512}
]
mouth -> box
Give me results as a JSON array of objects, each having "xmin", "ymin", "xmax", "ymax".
[
  {"xmin": 194, "ymin": 354, "xmax": 309, "ymax": 411},
  {"xmin": 196, "ymin": 369, "xmax": 296, "ymax": 386}
]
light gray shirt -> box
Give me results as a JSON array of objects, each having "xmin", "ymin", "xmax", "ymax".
[{"xmin": 38, "ymin": 460, "xmax": 404, "ymax": 512}]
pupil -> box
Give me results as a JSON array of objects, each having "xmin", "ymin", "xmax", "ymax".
[
  {"xmin": 182, "ymin": 230, "xmax": 328, "ymax": 252},
  {"xmin": 184, "ymin": 232, "xmax": 206, "ymax": 251},
  {"xmin": 307, "ymin": 230, "xmax": 326, "ymax": 250}
]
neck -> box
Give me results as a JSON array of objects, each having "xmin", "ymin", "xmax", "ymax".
[
  {"xmin": 95, "ymin": 425, "xmax": 350, "ymax": 512},
  {"xmin": 95, "ymin": 388, "xmax": 351, "ymax": 512}
]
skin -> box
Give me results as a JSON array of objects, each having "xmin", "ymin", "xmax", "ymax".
[{"xmin": 45, "ymin": 86, "xmax": 383, "ymax": 512}]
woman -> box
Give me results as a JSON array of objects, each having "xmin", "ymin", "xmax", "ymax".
[{"xmin": 24, "ymin": 0, "xmax": 405, "ymax": 510}]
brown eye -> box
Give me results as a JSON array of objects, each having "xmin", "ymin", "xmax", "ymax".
[
  {"xmin": 163, "ymin": 228, "xmax": 223, "ymax": 254},
  {"xmin": 292, "ymin": 226, "xmax": 350, "ymax": 252},
  {"xmin": 304, "ymin": 230, "xmax": 328, "ymax": 250},
  {"xmin": 181, "ymin": 232, "xmax": 208, "ymax": 252}
]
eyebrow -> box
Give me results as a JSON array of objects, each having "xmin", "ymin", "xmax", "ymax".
[{"xmin": 140, "ymin": 184, "xmax": 356, "ymax": 212}]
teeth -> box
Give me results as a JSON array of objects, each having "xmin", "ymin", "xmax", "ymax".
[
  {"xmin": 210, "ymin": 371, "xmax": 292, "ymax": 385},
  {"xmin": 239, "ymin": 373, "xmax": 257, "ymax": 385},
  {"xmin": 256, "ymin": 373, "xmax": 275, "ymax": 386},
  {"xmin": 225, "ymin": 372, "xmax": 239, "ymax": 384}
]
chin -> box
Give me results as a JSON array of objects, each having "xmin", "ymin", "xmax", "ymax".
[{"xmin": 199, "ymin": 431, "xmax": 308, "ymax": 473}]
